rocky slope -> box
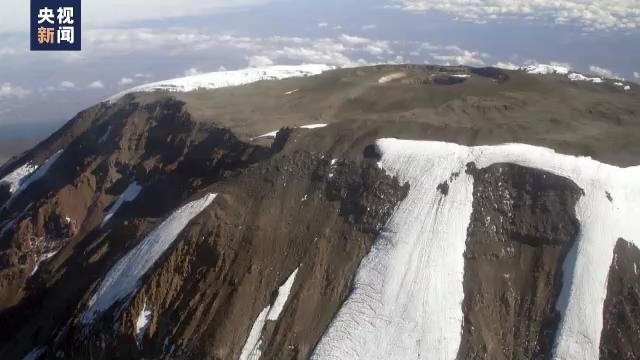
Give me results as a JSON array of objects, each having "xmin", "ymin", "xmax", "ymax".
[{"xmin": 0, "ymin": 64, "xmax": 638, "ymax": 360}]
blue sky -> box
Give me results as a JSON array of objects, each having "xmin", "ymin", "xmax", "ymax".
[{"xmin": 0, "ymin": 0, "xmax": 639, "ymax": 126}]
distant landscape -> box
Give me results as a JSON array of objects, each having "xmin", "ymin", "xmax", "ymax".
[{"xmin": 0, "ymin": 122, "xmax": 63, "ymax": 165}]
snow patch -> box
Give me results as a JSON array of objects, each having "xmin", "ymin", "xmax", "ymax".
[
  {"xmin": 135, "ymin": 303, "xmax": 152, "ymax": 347},
  {"xmin": 98, "ymin": 126, "xmax": 112, "ymax": 144},
  {"xmin": 451, "ymin": 74, "xmax": 471, "ymax": 78},
  {"xmin": 267, "ymin": 268, "xmax": 299, "ymax": 321},
  {"xmin": 285, "ymin": 89, "xmax": 299, "ymax": 95},
  {"xmin": 101, "ymin": 182, "xmax": 143, "ymax": 227},
  {"xmin": 300, "ymin": 124, "xmax": 328, "ymax": 129},
  {"xmin": 17, "ymin": 151, "xmax": 63, "ymax": 195},
  {"xmin": 378, "ymin": 72, "xmax": 407, "ymax": 84},
  {"xmin": 255, "ymin": 130, "xmax": 280, "ymax": 139},
  {"xmin": 254, "ymin": 124, "xmax": 328, "ymax": 139},
  {"xmin": 0, "ymin": 163, "xmax": 38, "ymax": 193},
  {"xmin": 568, "ymin": 73, "xmax": 603, "ymax": 83},
  {"xmin": 30, "ymin": 250, "xmax": 59, "ymax": 276},
  {"xmin": 2, "ymin": 150, "xmax": 63, "ymax": 211},
  {"xmin": 523, "ymin": 64, "xmax": 570, "ymax": 75},
  {"xmin": 239, "ymin": 306, "xmax": 270, "ymax": 360},
  {"xmin": 313, "ymin": 139, "xmax": 640, "ymax": 360},
  {"xmin": 613, "ymin": 82, "xmax": 631, "ymax": 91},
  {"xmin": 239, "ymin": 268, "xmax": 299, "ymax": 360},
  {"xmin": 107, "ymin": 65, "xmax": 333, "ymax": 103},
  {"xmin": 22, "ymin": 347, "xmax": 46, "ymax": 360},
  {"xmin": 81, "ymin": 193, "xmax": 217, "ymax": 324}
]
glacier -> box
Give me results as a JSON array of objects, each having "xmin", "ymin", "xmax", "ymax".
[
  {"xmin": 101, "ymin": 182, "xmax": 142, "ymax": 227},
  {"xmin": 5, "ymin": 150, "xmax": 63, "ymax": 207},
  {"xmin": 22, "ymin": 346, "xmax": 46, "ymax": 360},
  {"xmin": 0, "ymin": 163, "xmax": 38, "ymax": 194},
  {"xmin": 107, "ymin": 65, "xmax": 334, "ymax": 103},
  {"xmin": 254, "ymin": 124, "xmax": 328, "ymax": 139},
  {"xmin": 313, "ymin": 139, "xmax": 640, "ymax": 360},
  {"xmin": 568, "ymin": 73, "xmax": 604, "ymax": 83},
  {"xmin": 523, "ymin": 64, "xmax": 570, "ymax": 75},
  {"xmin": 81, "ymin": 193, "xmax": 217, "ymax": 324},
  {"xmin": 240, "ymin": 268, "xmax": 299, "ymax": 360},
  {"xmin": 135, "ymin": 302, "xmax": 152, "ymax": 347}
]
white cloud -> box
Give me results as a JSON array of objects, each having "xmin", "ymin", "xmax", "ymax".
[
  {"xmin": 247, "ymin": 55, "xmax": 274, "ymax": 67},
  {"xmin": 0, "ymin": 47, "xmax": 15, "ymax": 56},
  {"xmin": 119, "ymin": 77, "xmax": 134, "ymax": 86},
  {"xmin": 550, "ymin": 61, "xmax": 572, "ymax": 70},
  {"xmin": 0, "ymin": 83, "xmax": 31, "ymax": 99},
  {"xmin": 589, "ymin": 65, "xmax": 621, "ymax": 79},
  {"xmin": 431, "ymin": 50, "xmax": 486, "ymax": 67},
  {"xmin": 340, "ymin": 34, "xmax": 371, "ymax": 45},
  {"xmin": 0, "ymin": 0, "xmax": 277, "ymax": 33},
  {"xmin": 494, "ymin": 62, "xmax": 520, "ymax": 70},
  {"xmin": 362, "ymin": 24, "xmax": 377, "ymax": 31},
  {"xmin": 183, "ymin": 68, "xmax": 202, "ymax": 76},
  {"xmin": 88, "ymin": 80, "xmax": 105, "ymax": 89},
  {"xmin": 634, "ymin": 72, "xmax": 639, "ymax": 79},
  {"xmin": 317, "ymin": 22, "xmax": 329, "ymax": 28},
  {"xmin": 390, "ymin": 0, "xmax": 640, "ymax": 31},
  {"xmin": 60, "ymin": 81, "xmax": 76, "ymax": 89},
  {"xmin": 12, "ymin": 28, "xmax": 512, "ymax": 94}
]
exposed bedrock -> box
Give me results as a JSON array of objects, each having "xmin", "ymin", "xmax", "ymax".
[
  {"xmin": 458, "ymin": 163, "xmax": 582, "ymax": 360},
  {"xmin": 600, "ymin": 238, "xmax": 640, "ymax": 360},
  {"xmin": 51, "ymin": 151, "xmax": 406, "ymax": 360},
  {"xmin": 0, "ymin": 97, "xmax": 283, "ymax": 311}
]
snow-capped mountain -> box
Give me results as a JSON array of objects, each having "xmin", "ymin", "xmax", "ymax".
[
  {"xmin": 0, "ymin": 64, "xmax": 638, "ymax": 360},
  {"xmin": 107, "ymin": 65, "xmax": 334, "ymax": 103}
]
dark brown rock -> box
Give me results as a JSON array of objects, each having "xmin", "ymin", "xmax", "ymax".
[
  {"xmin": 600, "ymin": 238, "xmax": 640, "ymax": 360},
  {"xmin": 457, "ymin": 163, "xmax": 582, "ymax": 360}
]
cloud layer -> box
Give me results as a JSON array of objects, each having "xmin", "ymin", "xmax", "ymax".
[
  {"xmin": 390, "ymin": 0, "xmax": 640, "ymax": 31},
  {"xmin": 0, "ymin": 0, "xmax": 274, "ymax": 33}
]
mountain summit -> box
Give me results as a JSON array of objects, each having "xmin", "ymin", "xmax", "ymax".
[{"xmin": 0, "ymin": 65, "xmax": 639, "ymax": 360}]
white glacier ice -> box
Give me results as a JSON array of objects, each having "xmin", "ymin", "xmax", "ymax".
[
  {"xmin": 523, "ymin": 64, "xmax": 570, "ymax": 75},
  {"xmin": 107, "ymin": 65, "xmax": 334, "ymax": 103},
  {"xmin": 378, "ymin": 72, "xmax": 407, "ymax": 84},
  {"xmin": 4, "ymin": 150, "xmax": 62, "ymax": 204},
  {"xmin": 313, "ymin": 139, "xmax": 640, "ymax": 360},
  {"xmin": 313, "ymin": 141, "xmax": 475, "ymax": 360},
  {"xmin": 1, "ymin": 150, "xmax": 63, "ymax": 213},
  {"xmin": 98, "ymin": 126, "xmax": 112, "ymax": 144},
  {"xmin": 22, "ymin": 347, "xmax": 46, "ymax": 360},
  {"xmin": 135, "ymin": 302, "xmax": 152, "ymax": 347},
  {"xmin": 101, "ymin": 182, "xmax": 143, "ymax": 227},
  {"xmin": 267, "ymin": 268, "xmax": 299, "ymax": 321},
  {"xmin": 239, "ymin": 306, "xmax": 270, "ymax": 360},
  {"xmin": 568, "ymin": 73, "xmax": 604, "ymax": 83},
  {"xmin": 254, "ymin": 124, "xmax": 328, "ymax": 139},
  {"xmin": 81, "ymin": 193, "xmax": 217, "ymax": 324},
  {"xmin": 613, "ymin": 82, "xmax": 631, "ymax": 91},
  {"xmin": 15, "ymin": 150, "xmax": 63, "ymax": 196},
  {"xmin": 254, "ymin": 130, "xmax": 280, "ymax": 139},
  {"xmin": 30, "ymin": 250, "xmax": 60, "ymax": 276},
  {"xmin": 0, "ymin": 163, "xmax": 38, "ymax": 193},
  {"xmin": 239, "ymin": 268, "xmax": 299, "ymax": 360},
  {"xmin": 299, "ymin": 124, "xmax": 328, "ymax": 129}
]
